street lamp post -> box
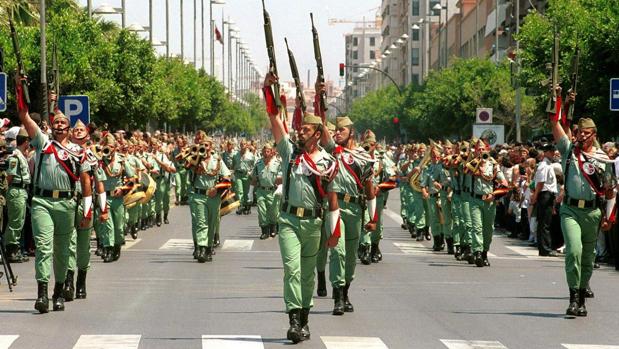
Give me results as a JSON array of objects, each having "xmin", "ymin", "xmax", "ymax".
[
  {"xmin": 210, "ymin": 0, "xmax": 225, "ymax": 76},
  {"xmin": 93, "ymin": 3, "xmax": 126, "ymax": 28},
  {"xmin": 180, "ymin": 0, "xmax": 184, "ymax": 60}
]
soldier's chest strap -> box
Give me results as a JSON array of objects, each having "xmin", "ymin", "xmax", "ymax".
[{"xmin": 42, "ymin": 141, "xmax": 81, "ymax": 182}]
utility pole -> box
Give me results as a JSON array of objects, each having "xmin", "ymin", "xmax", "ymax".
[
  {"xmin": 514, "ymin": 0, "xmax": 522, "ymax": 142},
  {"xmin": 40, "ymin": 0, "xmax": 48, "ymax": 118},
  {"xmin": 166, "ymin": 0, "xmax": 170, "ymax": 57},
  {"xmin": 181, "ymin": 0, "xmax": 185, "ymax": 61},
  {"xmin": 495, "ymin": 0, "xmax": 499, "ymax": 63}
]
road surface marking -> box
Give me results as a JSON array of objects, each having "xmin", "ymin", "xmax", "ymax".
[
  {"xmin": 0, "ymin": 336, "xmax": 18, "ymax": 349},
  {"xmin": 123, "ymin": 239, "xmax": 142, "ymax": 249},
  {"xmin": 321, "ymin": 336, "xmax": 388, "ymax": 349},
  {"xmin": 159, "ymin": 239, "xmax": 194, "ymax": 250},
  {"xmin": 440, "ymin": 339, "xmax": 508, "ymax": 349},
  {"xmin": 202, "ymin": 335, "xmax": 263, "ymax": 349},
  {"xmin": 222, "ymin": 239, "xmax": 254, "ymax": 251},
  {"xmin": 73, "ymin": 335, "xmax": 141, "ymax": 349},
  {"xmin": 562, "ymin": 345, "xmax": 619, "ymax": 349}
]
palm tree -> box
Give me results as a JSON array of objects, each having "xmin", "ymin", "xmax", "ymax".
[{"xmin": 0, "ymin": 0, "xmax": 40, "ymax": 26}]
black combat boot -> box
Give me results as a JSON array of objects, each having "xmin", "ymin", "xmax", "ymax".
[
  {"xmin": 332, "ymin": 287, "xmax": 345, "ymax": 315},
  {"xmin": 370, "ymin": 243, "xmax": 380, "ymax": 263},
  {"xmin": 164, "ymin": 212, "xmax": 169, "ymax": 224},
  {"xmin": 433, "ymin": 235, "xmax": 443, "ymax": 251},
  {"xmin": 52, "ymin": 282, "xmax": 65, "ymax": 311},
  {"xmin": 408, "ymin": 224, "xmax": 417, "ymax": 238},
  {"xmin": 287, "ymin": 309, "xmax": 303, "ymax": 344},
  {"xmin": 140, "ymin": 218, "xmax": 147, "ymax": 231},
  {"xmin": 415, "ymin": 227, "xmax": 424, "ymax": 241},
  {"xmin": 131, "ymin": 224, "xmax": 139, "ymax": 239},
  {"xmin": 343, "ymin": 283, "xmax": 354, "ymax": 312},
  {"xmin": 112, "ymin": 244, "xmax": 121, "ymax": 261},
  {"xmin": 360, "ymin": 244, "xmax": 371, "ymax": 265},
  {"xmin": 584, "ymin": 285, "xmax": 594, "ymax": 298},
  {"xmin": 75, "ymin": 270, "xmax": 87, "ymax": 299},
  {"xmin": 566, "ymin": 288, "xmax": 579, "ymax": 316},
  {"xmin": 214, "ymin": 233, "xmax": 221, "ymax": 248},
  {"xmin": 197, "ymin": 246, "xmax": 207, "ymax": 263},
  {"xmin": 401, "ymin": 221, "xmax": 408, "ymax": 230},
  {"xmin": 63, "ymin": 269, "xmax": 75, "ymax": 302},
  {"xmin": 259, "ymin": 226, "xmax": 270, "ymax": 240},
  {"xmin": 482, "ymin": 251, "xmax": 490, "ymax": 266},
  {"xmin": 95, "ymin": 239, "xmax": 103, "ymax": 256},
  {"xmin": 205, "ymin": 246, "xmax": 214, "ymax": 262},
  {"xmin": 317, "ymin": 271, "xmax": 327, "ymax": 297},
  {"xmin": 193, "ymin": 243, "xmax": 198, "ymax": 260},
  {"xmin": 156, "ymin": 213, "xmax": 162, "ymax": 227},
  {"xmin": 474, "ymin": 251, "xmax": 484, "ymax": 267},
  {"xmin": 454, "ymin": 245, "xmax": 462, "ymax": 260},
  {"xmin": 35, "ymin": 282, "xmax": 49, "ymax": 314},
  {"xmin": 300, "ymin": 308, "xmax": 311, "ymax": 341},
  {"xmin": 577, "ymin": 288, "xmax": 588, "ymax": 317},
  {"xmin": 270, "ymin": 224, "xmax": 278, "ymax": 237},
  {"xmin": 103, "ymin": 247, "xmax": 114, "ymax": 263},
  {"xmin": 424, "ymin": 227, "xmax": 432, "ymax": 241},
  {"xmin": 446, "ymin": 238, "xmax": 454, "ymax": 255}
]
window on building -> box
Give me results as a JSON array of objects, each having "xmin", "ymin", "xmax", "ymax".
[
  {"xmin": 370, "ymin": 51, "xmax": 376, "ymax": 59},
  {"xmin": 352, "ymin": 50, "xmax": 358, "ymax": 60},
  {"xmin": 412, "ymin": 0, "xmax": 420, "ymax": 16},
  {"xmin": 353, "ymin": 37, "xmax": 358, "ymax": 46},
  {"xmin": 412, "ymin": 28, "xmax": 419, "ymax": 41},
  {"xmin": 369, "ymin": 37, "xmax": 376, "ymax": 47},
  {"xmin": 411, "ymin": 74, "xmax": 420, "ymax": 86},
  {"xmin": 411, "ymin": 48, "xmax": 420, "ymax": 66},
  {"xmin": 353, "ymin": 67, "xmax": 359, "ymax": 73}
]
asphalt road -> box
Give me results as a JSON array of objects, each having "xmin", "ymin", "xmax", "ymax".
[{"xmin": 1, "ymin": 191, "xmax": 618, "ymax": 349}]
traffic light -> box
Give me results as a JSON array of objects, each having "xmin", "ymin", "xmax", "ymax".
[{"xmin": 339, "ymin": 63, "xmax": 345, "ymax": 77}]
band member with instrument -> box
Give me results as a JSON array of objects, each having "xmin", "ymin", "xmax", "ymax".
[
  {"xmin": 420, "ymin": 142, "xmax": 446, "ymax": 251},
  {"xmin": 152, "ymin": 141, "xmax": 176, "ymax": 226}
]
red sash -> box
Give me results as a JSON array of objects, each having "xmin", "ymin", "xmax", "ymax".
[
  {"xmin": 334, "ymin": 146, "xmax": 363, "ymax": 190},
  {"xmin": 44, "ymin": 142, "xmax": 81, "ymax": 182},
  {"xmin": 573, "ymin": 147, "xmax": 604, "ymax": 196}
]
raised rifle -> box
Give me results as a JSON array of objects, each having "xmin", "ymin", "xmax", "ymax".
[
  {"xmin": 310, "ymin": 13, "xmax": 327, "ymax": 112},
  {"xmin": 544, "ymin": 28, "xmax": 560, "ymax": 115},
  {"xmin": 262, "ymin": 0, "xmax": 281, "ymax": 109},
  {"xmin": 284, "ymin": 38, "xmax": 306, "ymax": 112},
  {"xmin": 9, "ymin": 14, "xmax": 30, "ymax": 108},
  {"xmin": 566, "ymin": 45, "xmax": 580, "ymax": 121}
]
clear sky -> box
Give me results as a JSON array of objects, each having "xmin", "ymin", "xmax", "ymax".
[{"xmin": 78, "ymin": 0, "xmax": 380, "ymax": 87}]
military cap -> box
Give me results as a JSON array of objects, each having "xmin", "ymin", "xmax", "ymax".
[
  {"xmin": 335, "ymin": 116, "xmax": 354, "ymax": 128},
  {"xmin": 302, "ymin": 113, "xmax": 322, "ymax": 125},
  {"xmin": 54, "ymin": 110, "xmax": 69, "ymax": 121},
  {"xmin": 74, "ymin": 119, "xmax": 88, "ymax": 131},
  {"xmin": 103, "ymin": 133, "xmax": 116, "ymax": 146},
  {"xmin": 326, "ymin": 121, "xmax": 336, "ymax": 132},
  {"xmin": 17, "ymin": 127, "xmax": 29, "ymax": 138},
  {"xmin": 444, "ymin": 139, "xmax": 453, "ymax": 147},
  {"xmin": 578, "ymin": 117, "xmax": 596, "ymax": 130},
  {"xmin": 263, "ymin": 143, "xmax": 273, "ymax": 150}
]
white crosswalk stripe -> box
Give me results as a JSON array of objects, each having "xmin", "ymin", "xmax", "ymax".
[
  {"xmin": 321, "ymin": 336, "xmax": 388, "ymax": 349},
  {"xmin": 221, "ymin": 239, "xmax": 254, "ymax": 251},
  {"xmin": 393, "ymin": 241, "xmax": 437, "ymax": 255},
  {"xmin": 73, "ymin": 335, "xmax": 141, "ymax": 349},
  {"xmin": 159, "ymin": 239, "xmax": 194, "ymax": 250},
  {"xmin": 440, "ymin": 339, "xmax": 508, "ymax": 349},
  {"xmin": 383, "ymin": 208, "xmax": 403, "ymax": 224},
  {"xmin": 562, "ymin": 345, "xmax": 619, "ymax": 349},
  {"xmin": 503, "ymin": 244, "xmax": 541, "ymax": 258},
  {"xmin": 202, "ymin": 335, "xmax": 264, "ymax": 349},
  {"xmin": 123, "ymin": 239, "xmax": 142, "ymax": 250},
  {"xmin": 0, "ymin": 336, "xmax": 18, "ymax": 349}
]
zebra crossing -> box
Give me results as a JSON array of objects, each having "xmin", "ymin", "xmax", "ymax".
[{"xmin": 1, "ymin": 335, "xmax": 617, "ymax": 349}]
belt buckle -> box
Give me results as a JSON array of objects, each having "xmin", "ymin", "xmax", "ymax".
[
  {"xmin": 577, "ymin": 200, "xmax": 585, "ymax": 209},
  {"xmin": 296, "ymin": 207, "xmax": 305, "ymax": 218},
  {"xmin": 344, "ymin": 194, "xmax": 351, "ymax": 203},
  {"xmin": 52, "ymin": 190, "xmax": 60, "ymax": 199}
]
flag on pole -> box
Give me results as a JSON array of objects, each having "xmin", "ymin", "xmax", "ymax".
[{"xmin": 215, "ymin": 26, "xmax": 223, "ymax": 44}]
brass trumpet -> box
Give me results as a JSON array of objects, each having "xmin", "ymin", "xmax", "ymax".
[{"xmin": 102, "ymin": 145, "xmax": 113, "ymax": 158}]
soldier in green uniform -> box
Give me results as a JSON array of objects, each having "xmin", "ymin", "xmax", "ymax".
[
  {"xmin": 152, "ymin": 141, "xmax": 176, "ymax": 226},
  {"xmin": 252, "ymin": 143, "xmax": 282, "ymax": 239},
  {"xmin": 18, "ymin": 91, "xmax": 93, "ymax": 313},
  {"xmin": 172, "ymin": 136, "xmax": 189, "ymax": 205},
  {"xmin": 321, "ymin": 116, "xmax": 376, "ymax": 315},
  {"xmin": 440, "ymin": 141, "xmax": 455, "ymax": 254},
  {"xmin": 4, "ymin": 127, "xmax": 31, "ymax": 263},
  {"xmin": 232, "ymin": 140, "xmax": 255, "ymax": 214},
  {"xmin": 420, "ymin": 143, "xmax": 445, "ymax": 251},
  {"xmin": 264, "ymin": 73, "xmax": 340, "ymax": 344},
  {"xmin": 397, "ymin": 145, "xmax": 415, "ymax": 236},
  {"xmin": 64, "ymin": 121, "xmax": 108, "ymax": 301},
  {"xmin": 188, "ymin": 137, "xmax": 231, "ymax": 263},
  {"xmin": 445, "ymin": 141, "xmax": 466, "ymax": 259},
  {"xmin": 410, "ymin": 144, "xmax": 431, "ymax": 241},
  {"xmin": 469, "ymin": 139, "xmax": 507, "ymax": 267},
  {"xmin": 551, "ymin": 92, "xmax": 615, "ymax": 316},
  {"xmin": 460, "ymin": 140, "xmax": 475, "ymax": 263},
  {"xmin": 125, "ymin": 141, "xmax": 145, "ymax": 236}
]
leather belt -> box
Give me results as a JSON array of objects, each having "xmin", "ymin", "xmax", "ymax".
[
  {"xmin": 36, "ymin": 189, "xmax": 75, "ymax": 199},
  {"xmin": 282, "ymin": 202, "xmax": 322, "ymax": 219},
  {"xmin": 258, "ymin": 186, "xmax": 276, "ymax": 191},
  {"xmin": 566, "ymin": 198, "xmax": 597, "ymax": 209},
  {"xmin": 472, "ymin": 193, "xmax": 486, "ymax": 200},
  {"xmin": 9, "ymin": 182, "xmax": 29, "ymax": 189},
  {"xmin": 193, "ymin": 188, "xmax": 210, "ymax": 196},
  {"xmin": 336, "ymin": 192, "xmax": 362, "ymax": 205}
]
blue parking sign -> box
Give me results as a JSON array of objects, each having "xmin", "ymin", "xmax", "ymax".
[
  {"xmin": 0, "ymin": 73, "xmax": 7, "ymax": 112},
  {"xmin": 611, "ymin": 78, "xmax": 619, "ymax": 111},
  {"xmin": 58, "ymin": 95, "xmax": 90, "ymax": 127}
]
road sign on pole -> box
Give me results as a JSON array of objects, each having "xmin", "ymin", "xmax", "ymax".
[
  {"xmin": 0, "ymin": 73, "xmax": 7, "ymax": 112},
  {"xmin": 611, "ymin": 78, "xmax": 619, "ymax": 111},
  {"xmin": 58, "ymin": 95, "xmax": 90, "ymax": 127}
]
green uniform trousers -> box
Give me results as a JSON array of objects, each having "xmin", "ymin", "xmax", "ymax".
[
  {"xmin": 31, "ymin": 196, "xmax": 77, "ymax": 283},
  {"xmin": 155, "ymin": 177, "xmax": 171, "ymax": 215},
  {"xmin": 127, "ymin": 203, "xmax": 140, "ymax": 226},
  {"xmin": 96, "ymin": 197, "xmax": 125, "ymax": 247},
  {"xmin": 427, "ymin": 195, "xmax": 443, "ymax": 237},
  {"xmin": 278, "ymin": 212, "xmax": 322, "ymax": 312},
  {"xmin": 68, "ymin": 202, "xmax": 93, "ymax": 272},
  {"xmin": 460, "ymin": 192, "xmax": 473, "ymax": 247},
  {"xmin": 233, "ymin": 173, "xmax": 251, "ymax": 206},
  {"xmin": 470, "ymin": 197, "xmax": 496, "ymax": 253},
  {"xmin": 256, "ymin": 188, "xmax": 279, "ymax": 227},
  {"xmin": 410, "ymin": 190, "xmax": 427, "ymax": 229},
  {"xmin": 189, "ymin": 192, "xmax": 221, "ymax": 247},
  {"xmin": 331, "ymin": 200, "xmax": 362, "ymax": 285},
  {"xmin": 316, "ymin": 218, "xmax": 346, "ymax": 287},
  {"xmin": 560, "ymin": 204, "xmax": 601, "ymax": 289},
  {"xmin": 399, "ymin": 185, "xmax": 412, "ymax": 221},
  {"xmin": 5, "ymin": 187, "xmax": 28, "ymax": 246},
  {"xmin": 450, "ymin": 194, "xmax": 463, "ymax": 246},
  {"xmin": 175, "ymin": 167, "xmax": 189, "ymax": 201},
  {"xmin": 440, "ymin": 191, "xmax": 453, "ymax": 239}
]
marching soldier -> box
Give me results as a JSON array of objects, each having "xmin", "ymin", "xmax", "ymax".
[
  {"xmin": 172, "ymin": 136, "xmax": 189, "ymax": 205},
  {"xmin": 460, "ymin": 140, "xmax": 475, "ymax": 263},
  {"xmin": 4, "ymin": 127, "xmax": 31, "ymax": 263},
  {"xmin": 550, "ymin": 90, "xmax": 615, "ymax": 317},
  {"xmin": 264, "ymin": 73, "xmax": 340, "ymax": 344},
  {"xmin": 446, "ymin": 141, "xmax": 466, "ymax": 259},
  {"xmin": 152, "ymin": 141, "xmax": 176, "ymax": 226},
  {"xmin": 469, "ymin": 139, "xmax": 508, "ymax": 267},
  {"xmin": 251, "ymin": 143, "xmax": 282, "ymax": 240},
  {"xmin": 17, "ymin": 83, "xmax": 93, "ymax": 313},
  {"xmin": 188, "ymin": 136, "xmax": 231, "ymax": 263},
  {"xmin": 420, "ymin": 142, "xmax": 445, "ymax": 251},
  {"xmin": 440, "ymin": 141, "xmax": 456, "ymax": 254},
  {"xmin": 232, "ymin": 140, "xmax": 255, "ymax": 214},
  {"xmin": 397, "ymin": 145, "xmax": 414, "ymax": 232},
  {"xmin": 409, "ymin": 144, "xmax": 431, "ymax": 241}
]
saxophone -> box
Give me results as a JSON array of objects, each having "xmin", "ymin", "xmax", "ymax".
[{"xmin": 409, "ymin": 146, "xmax": 431, "ymax": 192}]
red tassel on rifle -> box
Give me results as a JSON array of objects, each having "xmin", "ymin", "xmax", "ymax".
[
  {"xmin": 548, "ymin": 95, "xmax": 563, "ymax": 123},
  {"xmin": 280, "ymin": 94, "xmax": 288, "ymax": 133},
  {"xmin": 15, "ymin": 80, "xmax": 28, "ymax": 113},
  {"xmin": 292, "ymin": 106, "xmax": 303, "ymax": 132},
  {"xmin": 262, "ymin": 86, "xmax": 278, "ymax": 116}
]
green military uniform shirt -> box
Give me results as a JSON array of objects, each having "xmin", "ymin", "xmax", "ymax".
[
  {"xmin": 232, "ymin": 150, "xmax": 255, "ymax": 175},
  {"xmin": 102, "ymin": 155, "xmax": 136, "ymax": 191},
  {"xmin": 420, "ymin": 162, "xmax": 444, "ymax": 194},
  {"xmin": 189, "ymin": 156, "xmax": 231, "ymax": 190},
  {"xmin": 472, "ymin": 159, "xmax": 506, "ymax": 195},
  {"xmin": 7, "ymin": 149, "xmax": 31, "ymax": 185},
  {"xmin": 325, "ymin": 140, "xmax": 373, "ymax": 197},
  {"xmin": 253, "ymin": 158, "xmax": 282, "ymax": 188}
]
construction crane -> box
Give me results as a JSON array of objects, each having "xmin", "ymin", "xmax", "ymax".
[{"xmin": 328, "ymin": 6, "xmax": 380, "ymax": 27}]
